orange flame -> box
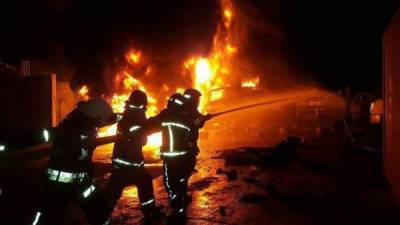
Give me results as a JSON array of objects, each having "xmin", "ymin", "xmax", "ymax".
[
  {"xmin": 181, "ymin": 0, "xmax": 241, "ymax": 112},
  {"xmin": 93, "ymin": 0, "xmax": 251, "ymax": 157},
  {"xmin": 126, "ymin": 50, "xmax": 142, "ymax": 65},
  {"xmin": 241, "ymin": 77, "xmax": 260, "ymax": 88},
  {"xmin": 78, "ymin": 85, "xmax": 89, "ymax": 101}
]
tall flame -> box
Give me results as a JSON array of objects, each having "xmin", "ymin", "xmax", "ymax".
[{"xmin": 182, "ymin": 0, "xmax": 242, "ymax": 112}]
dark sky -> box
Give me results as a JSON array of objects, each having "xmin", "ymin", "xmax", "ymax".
[{"xmin": 0, "ymin": 0, "xmax": 398, "ymax": 91}]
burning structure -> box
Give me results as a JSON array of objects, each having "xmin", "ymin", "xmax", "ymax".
[{"xmin": 71, "ymin": 0, "xmax": 269, "ymax": 157}]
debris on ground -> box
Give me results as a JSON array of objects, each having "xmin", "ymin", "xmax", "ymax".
[
  {"xmin": 216, "ymin": 168, "xmax": 238, "ymax": 181},
  {"xmin": 219, "ymin": 206, "xmax": 227, "ymax": 216},
  {"xmin": 189, "ymin": 177, "xmax": 218, "ymax": 191},
  {"xmin": 220, "ymin": 136, "xmax": 302, "ymax": 166}
]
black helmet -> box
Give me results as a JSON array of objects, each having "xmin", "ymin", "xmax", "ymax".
[
  {"xmin": 183, "ymin": 88, "xmax": 201, "ymax": 99},
  {"xmin": 126, "ymin": 90, "xmax": 148, "ymax": 109},
  {"xmin": 167, "ymin": 93, "xmax": 185, "ymax": 109},
  {"xmin": 78, "ymin": 97, "xmax": 114, "ymax": 126},
  {"xmin": 183, "ymin": 88, "xmax": 201, "ymax": 107}
]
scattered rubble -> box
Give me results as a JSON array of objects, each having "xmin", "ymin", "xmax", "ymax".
[
  {"xmin": 217, "ymin": 168, "xmax": 238, "ymax": 181},
  {"xmin": 220, "ymin": 136, "xmax": 301, "ymax": 166},
  {"xmin": 189, "ymin": 177, "xmax": 218, "ymax": 191}
]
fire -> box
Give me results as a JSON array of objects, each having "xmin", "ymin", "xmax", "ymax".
[
  {"xmin": 78, "ymin": 85, "xmax": 89, "ymax": 100},
  {"xmin": 241, "ymin": 77, "xmax": 260, "ymax": 88},
  {"xmin": 98, "ymin": 50, "xmax": 162, "ymax": 155},
  {"xmin": 76, "ymin": 0, "xmax": 254, "ymax": 158},
  {"xmin": 126, "ymin": 50, "xmax": 142, "ymax": 64},
  {"xmin": 182, "ymin": 0, "xmax": 243, "ymax": 112},
  {"xmin": 146, "ymin": 132, "xmax": 162, "ymax": 148},
  {"xmin": 195, "ymin": 58, "xmax": 213, "ymax": 84}
]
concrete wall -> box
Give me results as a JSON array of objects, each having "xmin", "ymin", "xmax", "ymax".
[{"xmin": 383, "ymin": 6, "xmax": 400, "ymax": 207}]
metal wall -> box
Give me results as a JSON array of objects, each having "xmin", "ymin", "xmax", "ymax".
[
  {"xmin": 383, "ymin": 6, "xmax": 400, "ymax": 206},
  {"xmin": 21, "ymin": 74, "xmax": 57, "ymax": 130}
]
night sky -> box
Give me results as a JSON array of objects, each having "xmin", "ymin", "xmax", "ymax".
[{"xmin": 0, "ymin": 0, "xmax": 398, "ymax": 92}]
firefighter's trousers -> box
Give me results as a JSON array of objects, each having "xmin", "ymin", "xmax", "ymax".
[
  {"xmin": 33, "ymin": 172, "xmax": 107, "ymax": 225},
  {"xmin": 162, "ymin": 153, "xmax": 196, "ymax": 213},
  {"xmin": 103, "ymin": 165, "xmax": 156, "ymax": 218}
]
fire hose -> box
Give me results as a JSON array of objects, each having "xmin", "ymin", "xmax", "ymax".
[{"xmin": 209, "ymin": 96, "xmax": 298, "ymax": 118}]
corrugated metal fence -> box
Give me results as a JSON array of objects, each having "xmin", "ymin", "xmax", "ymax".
[{"xmin": 383, "ymin": 6, "xmax": 400, "ymax": 206}]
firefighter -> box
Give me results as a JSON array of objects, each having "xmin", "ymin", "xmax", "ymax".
[
  {"xmin": 32, "ymin": 96, "xmax": 116, "ymax": 225},
  {"xmin": 147, "ymin": 93, "xmax": 192, "ymax": 219},
  {"xmin": 102, "ymin": 90, "xmax": 163, "ymax": 223},
  {"xmin": 182, "ymin": 88, "xmax": 211, "ymax": 203}
]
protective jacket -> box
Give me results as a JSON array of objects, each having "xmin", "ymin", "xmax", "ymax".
[
  {"xmin": 48, "ymin": 109, "xmax": 98, "ymax": 175},
  {"xmin": 112, "ymin": 109, "xmax": 147, "ymax": 167},
  {"xmin": 148, "ymin": 109, "xmax": 191, "ymax": 158}
]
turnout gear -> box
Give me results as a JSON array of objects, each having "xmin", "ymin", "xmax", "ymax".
[
  {"xmin": 103, "ymin": 91, "xmax": 162, "ymax": 221},
  {"xmin": 183, "ymin": 89, "xmax": 211, "ymax": 207},
  {"xmin": 183, "ymin": 89, "xmax": 211, "ymax": 155},
  {"xmin": 183, "ymin": 88, "xmax": 201, "ymax": 108},
  {"xmin": 126, "ymin": 90, "xmax": 148, "ymax": 108},
  {"xmin": 33, "ymin": 97, "xmax": 115, "ymax": 225},
  {"xmin": 167, "ymin": 93, "xmax": 186, "ymax": 109},
  {"xmin": 148, "ymin": 95, "xmax": 193, "ymax": 216}
]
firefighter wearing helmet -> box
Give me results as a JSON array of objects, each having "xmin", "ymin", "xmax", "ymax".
[
  {"xmin": 102, "ymin": 90, "xmax": 163, "ymax": 223},
  {"xmin": 147, "ymin": 93, "xmax": 192, "ymax": 220},
  {"xmin": 182, "ymin": 88, "xmax": 211, "ymax": 203},
  {"xmin": 33, "ymin": 96, "xmax": 116, "ymax": 225}
]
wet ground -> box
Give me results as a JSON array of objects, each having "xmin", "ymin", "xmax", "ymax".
[{"xmin": 1, "ymin": 96, "xmax": 399, "ymax": 224}]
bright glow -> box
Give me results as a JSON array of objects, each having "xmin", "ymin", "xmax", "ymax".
[
  {"xmin": 80, "ymin": 135, "xmax": 88, "ymax": 140},
  {"xmin": 141, "ymin": 198, "xmax": 155, "ymax": 206},
  {"xmin": 113, "ymin": 158, "xmax": 144, "ymax": 167},
  {"xmin": 129, "ymin": 104, "xmax": 144, "ymax": 109},
  {"xmin": 184, "ymin": 94, "xmax": 191, "ymax": 99},
  {"xmin": 146, "ymin": 132, "xmax": 162, "ymax": 147},
  {"xmin": 210, "ymin": 90, "xmax": 224, "ymax": 101},
  {"xmin": 78, "ymin": 148, "xmax": 89, "ymax": 160},
  {"xmin": 83, "ymin": 185, "xmax": 96, "ymax": 198},
  {"xmin": 129, "ymin": 125, "xmax": 141, "ymax": 132},
  {"xmin": 0, "ymin": 145, "xmax": 5, "ymax": 151},
  {"xmin": 195, "ymin": 58, "xmax": 212, "ymax": 84},
  {"xmin": 174, "ymin": 99, "xmax": 183, "ymax": 105},
  {"xmin": 241, "ymin": 77, "xmax": 260, "ymax": 88},
  {"xmin": 162, "ymin": 122, "xmax": 191, "ymax": 131},
  {"xmin": 32, "ymin": 212, "xmax": 41, "ymax": 225},
  {"xmin": 224, "ymin": 9, "xmax": 232, "ymax": 19},
  {"xmin": 161, "ymin": 151, "xmax": 187, "ymax": 157},
  {"xmin": 167, "ymin": 125, "xmax": 173, "ymax": 152},
  {"xmin": 47, "ymin": 169, "xmax": 87, "ymax": 183},
  {"xmin": 164, "ymin": 164, "xmax": 173, "ymax": 197},
  {"xmin": 78, "ymin": 85, "xmax": 89, "ymax": 101},
  {"xmin": 43, "ymin": 129, "xmax": 49, "ymax": 142},
  {"xmin": 126, "ymin": 50, "xmax": 142, "ymax": 64},
  {"xmin": 117, "ymin": 114, "xmax": 123, "ymax": 122}
]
